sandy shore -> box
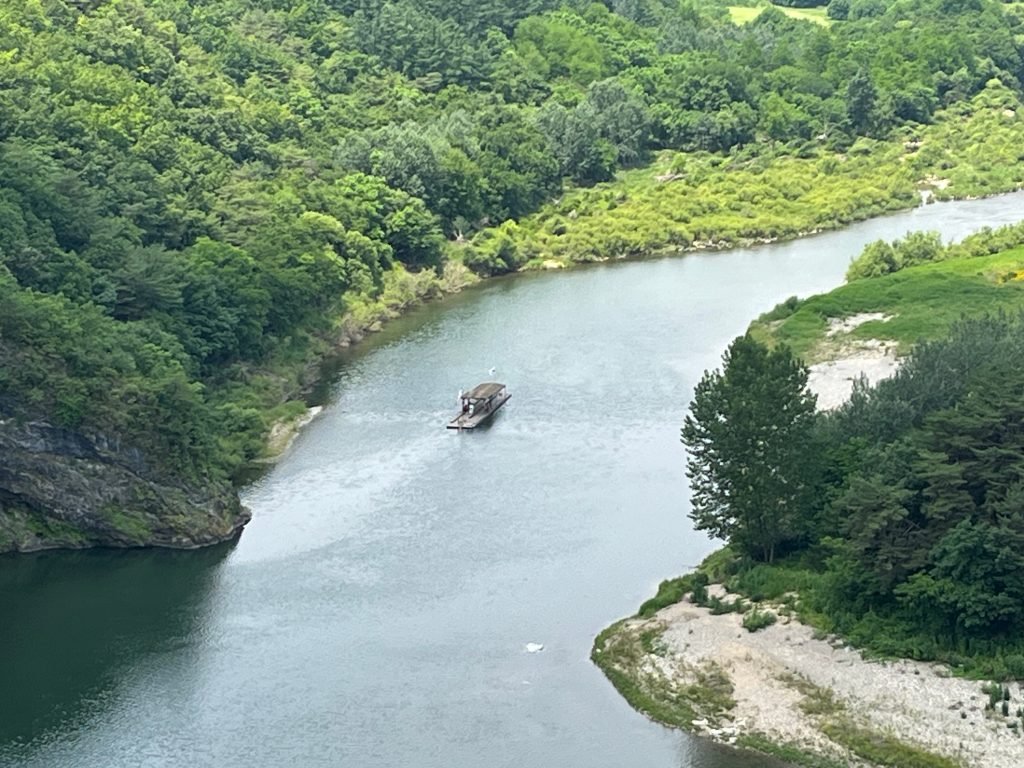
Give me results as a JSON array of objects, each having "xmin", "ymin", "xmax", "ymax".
[
  {"xmin": 805, "ymin": 314, "xmax": 901, "ymax": 410},
  {"xmin": 807, "ymin": 343, "xmax": 900, "ymax": 410},
  {"xmin": 600, "ymin": 592, "xmax": 1024, "ymax": 767}
]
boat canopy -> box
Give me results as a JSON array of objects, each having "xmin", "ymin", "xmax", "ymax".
[{"xmin": 464, "ymin": 382, "xmax": 505, "ymax": 401}]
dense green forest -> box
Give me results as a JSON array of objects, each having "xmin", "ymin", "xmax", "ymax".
[
  {"xmin": 681, "ymin": 224, "xmax": 1024, "ymax": 675},
  {"xmin": 4, "ymin": 0, "xmax": 1024, "ymax": 484}
]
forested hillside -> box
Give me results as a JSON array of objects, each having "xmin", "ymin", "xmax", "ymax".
[
  {"xmin": 3, "ymin": 0, "xmax": 1024, "ymax": 547},
  {"xmin": 675, "ymin": 223, "xmax": 1024, "ymax": 678}
]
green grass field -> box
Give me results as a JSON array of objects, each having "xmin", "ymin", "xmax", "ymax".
[
  {"xmin": 750, "ymin": 246, "xmax": 1024, "ymax": 359},
  {"xmin": 728, "ymin": 4, "xmax": 831, "ymax": 26}
]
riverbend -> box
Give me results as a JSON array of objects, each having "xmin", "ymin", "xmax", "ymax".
[{"xmin": 3, "ymin": 192, "xmax": 1024, "ymax": 768}]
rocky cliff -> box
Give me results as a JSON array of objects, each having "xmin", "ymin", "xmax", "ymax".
[{"xmin": 0, "ymin": 410, "xmax": 250, "ymax": 553}]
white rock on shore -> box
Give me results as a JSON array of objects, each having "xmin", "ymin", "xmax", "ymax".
[{"xmin": 261, "ymin": 406, "xmax": 324, "ymax": 462}]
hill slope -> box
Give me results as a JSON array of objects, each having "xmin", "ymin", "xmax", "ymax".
[{"xmin": 4, "ymin": 0, "xmax": 1024, "ymax": 549}]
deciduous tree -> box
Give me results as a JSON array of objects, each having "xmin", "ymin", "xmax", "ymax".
[{"xmin": 681, "ymin": 335, "xmax": 818, "ymax": 562}]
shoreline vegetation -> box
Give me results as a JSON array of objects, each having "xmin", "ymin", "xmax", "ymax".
[
  {"xmin": 256, "ymin": 261, "xmax": 478, "ymax": 463},
  {"xmin": 749, "ymin": 235, "xmax": 1024, "ymax": 361},
  {"xmin": 264, "ymin": 79, "xmax": 1024, "ymax": 462},
  {"xmin": 453, "ymin": 80, "xmax": 1024, "ymax": 273},
  {"xmin": 6, "ymin": 0, "xmax": 1024, "ymax": 549},
  {"xmin": 316, "ymin": 77, "xmax": 1024, "ymax": 356},
  {"xmin": 592, "ymin": 569, "xmax": 1024, "ymax": 768}
]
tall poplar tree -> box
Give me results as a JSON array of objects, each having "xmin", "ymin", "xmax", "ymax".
[{"xmin": 681, "ymin": 335, "xmax": 818, "ymax": 562}]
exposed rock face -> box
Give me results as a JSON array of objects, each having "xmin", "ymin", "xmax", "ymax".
[{"xmin": 0, "ymin": 412, "xmax": 250, "ymax": 553}]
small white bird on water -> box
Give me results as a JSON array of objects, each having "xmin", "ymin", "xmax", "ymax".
[{"xmin": 488, "ymin": 366, "xmax": 496, "ymax": 376}]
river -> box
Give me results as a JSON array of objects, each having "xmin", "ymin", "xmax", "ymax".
[{"xmin": 3, "ymin": 193, "xmax": 1024, "ymax": 768}]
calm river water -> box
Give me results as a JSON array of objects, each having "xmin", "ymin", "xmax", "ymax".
[{"xmin": 3, "ymin": 194, "xmax": 1024, "ymax": 768}]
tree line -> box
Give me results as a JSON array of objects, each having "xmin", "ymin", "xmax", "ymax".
[{"xmin": 2, "ymin": 0, "xmax": 1024, "ymax": 482}]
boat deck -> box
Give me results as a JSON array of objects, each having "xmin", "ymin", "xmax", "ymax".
[{"xmin": 447, "ymin": 393, "xmax": 511, "ymax": 430}]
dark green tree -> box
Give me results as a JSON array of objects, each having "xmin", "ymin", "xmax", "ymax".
[
  {"xmin": 537, "ymin": 102, "xmax": 616, "ymax": 184},
  {"xmin": 827, "ymin": 0, "xmax": 850, "ymax": 20},
  {"xmin": 846, "ymin": 68, "xmax": 878, "ymax": 134},
  {"xmin": 583, "ymin": 78, "xmax": 651, "ymax": 166},
  {"xmin": 681, "ymin": 335, "xmax": 819, "ymax": 562}
]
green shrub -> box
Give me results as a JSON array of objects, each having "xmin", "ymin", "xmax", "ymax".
[
  {"xmin": 822, "ymin": 720, "xmax": 958, "ymax": 768},
  {"xmin": 729, "ymin": 563, "xmax": 819, "ymax": 602},
  {"xmin": 743, "ymin": 609, "xmax": 778, "ymax": 632},
  {"xmin": 984, "ymin": 682, "xmax": 1005, "ymax": 709},
  {"xmin": 760, "ymin": 295, "xmax": 803, "ymax": 323},
  {"xmin": 709, "ymin": 595, "xmax": 748, "ymax": 615},
  {"xmin": 690, "ymin": 571, "xmax": 711, "ymax": 605},
  {"xmin": 699, "ymin": 547, "xmax": 741, "ymax": 581},
  {"xmin": 638, "ymin": 575, "xmax": 694, "ymax": 618}
]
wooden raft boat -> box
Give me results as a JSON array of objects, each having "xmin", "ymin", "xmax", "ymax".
[{"xmin": 447, "ymin": 382, "xmax": 510, "ymax": 430}]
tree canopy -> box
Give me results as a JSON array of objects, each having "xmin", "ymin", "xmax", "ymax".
[
  {"xmin": 2, "ymin": 0, "xmax": 1024, "ymax": 481},
  {"xmin": 690, "ymin": 312, "xmax": 1024, "ymax": 676},
  {"xmin": 682, "ymin": 335, "xmax": 818, "ymax": 562}
]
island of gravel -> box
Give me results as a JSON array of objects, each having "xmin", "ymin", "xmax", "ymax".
[{"xmin": 593, "ymin": 335, "xmax": 1024, "ymax": 768}]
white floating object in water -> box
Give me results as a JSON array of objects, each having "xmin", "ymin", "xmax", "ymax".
[{"xmin": 525, "ymin": 643, "xmax": 544, "ymax": 653}]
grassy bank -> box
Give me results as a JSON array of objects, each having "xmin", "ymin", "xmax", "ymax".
[
  {"xmin": 749, "ymin": 245, "xmax": 1024, "ymax": 360},
  {"xmin": 454, "ymin": 81, "xmax": 1024, "ymax": 273},
  {"xmin": 591, "ymin": 619, "xmax": 736, "ymax": 730}
]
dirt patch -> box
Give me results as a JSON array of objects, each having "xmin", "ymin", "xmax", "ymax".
[
  {"xmin": 807, "ymin": 314, "xmax": 901, "ymax": 410},
  {"xmin": 824, "ymin": 312, "xmax": 892, "ymax": 337}
]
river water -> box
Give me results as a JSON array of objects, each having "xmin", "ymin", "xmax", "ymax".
[{"xmin": 3, "ymin": 194, "xmax": 1024, "ymax": 768}]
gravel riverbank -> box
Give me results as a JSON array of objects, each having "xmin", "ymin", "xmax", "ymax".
[{"xmin": 598, "ymin": 593, "xmax": 1024, "ymax": 768}]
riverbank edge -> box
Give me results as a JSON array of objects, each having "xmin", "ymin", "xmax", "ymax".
[
  {"xmin": 254, "ymin": 260, "xmax": 478, "ymax": 464},
  {"xmin": 590, "ymin": 575, "xmax": 972, "ymax": 768},
  {"xmin": 0, "ymin": 506, "xmax": 250, "ymax": 555}
]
